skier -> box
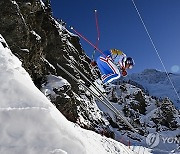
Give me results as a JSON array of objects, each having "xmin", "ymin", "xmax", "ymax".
[{"xmin": 96, "ymin": 49, "xmax": 134, "ymax": 83}]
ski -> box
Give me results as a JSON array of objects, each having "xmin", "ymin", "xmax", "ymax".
[
  {"xmin": 57, "ymin": 63, "xmax": 113, "ymax": 110},
  {"xmin": 59, "ymin": 56, "xmax": 138, "ymax": 133}
]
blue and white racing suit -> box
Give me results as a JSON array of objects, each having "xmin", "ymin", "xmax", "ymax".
[{"xmin": 96, "ymin": 49, "xmax": 126, "ymax": 83}]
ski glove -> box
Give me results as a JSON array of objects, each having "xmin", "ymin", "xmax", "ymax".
[{"xmin": 121, "ymin": 69, "xmax": 127, "ymax": 77}]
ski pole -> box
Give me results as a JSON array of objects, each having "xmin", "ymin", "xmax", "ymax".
[
  {"xmin": 70, "ymin": 26, "xmax": 106, "ymax": 57},
  {"xmin": 94, "ymin": 9, "xmax": 100, "ymax": 49},
  {"xmin": 91, "ymin": 9, "xmax": 100, "ymax": 61}
]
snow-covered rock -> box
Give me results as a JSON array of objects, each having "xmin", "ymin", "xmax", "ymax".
[
  {"xmin": 125, "ymin": 69, "xmax": 180, "ymax": 109},
  {"xmin": 105, "ymin": 80, "xmax": 180, "ymax": 153}
]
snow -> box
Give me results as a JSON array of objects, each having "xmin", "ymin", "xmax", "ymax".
[
  {"xmin": 53, "ymin": 18, "xmax": 78, "ymax": 38},
  {"xmin": 95, "ymin": 79, "xmax": 179, "ymax": 153},
  {"xmin": 20, "ymin": 48, "xmax": 29, "ymax": 53},
  {"xmin": 127, "ymin": 69, "xmax": 180, "ymax": 109},
  {"xmin": 41, "ymin": 74, "xmax": 71, "ymax": 99},
  {"xmin": 11, "ymin": 0, "xmax": 17, "ymax": 5},
  {"xmin": 30, "ymin": 30, "xmax": 41, "ymax": 41},
  {"xmin": 0, "ymin": 34, "xmax": 137, "ymax": 153},
  {"xmin": 39, "ymin": 0, "xmax": 46, "ymax": 7}
]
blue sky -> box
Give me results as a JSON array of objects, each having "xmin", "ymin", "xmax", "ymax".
[{"xmin": 51, "ymin": 0, "xmax": 180, "ymax": 74}]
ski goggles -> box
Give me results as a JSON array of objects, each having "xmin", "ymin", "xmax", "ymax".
[{"xmin": 125, "ymin": 63, "xmax": 133, "ymax": 69}]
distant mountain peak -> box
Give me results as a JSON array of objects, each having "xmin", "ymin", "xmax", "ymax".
[
  {"xmin": 142, "ymin": 68, "xmax": 162, "ymax": 74},
  {"xmin": 125, "ymin": 69, "xmax": 180, "ymax": 109}
]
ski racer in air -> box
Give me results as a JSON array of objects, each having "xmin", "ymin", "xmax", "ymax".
[{"xmin": 96, "ymin": 49, "xmax": 135, "ymax": 83}]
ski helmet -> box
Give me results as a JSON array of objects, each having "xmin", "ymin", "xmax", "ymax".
[{"xmin": 125, "ymin": 57, "xmax": 134, "ymax": 69}]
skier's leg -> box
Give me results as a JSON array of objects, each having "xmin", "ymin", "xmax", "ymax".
[{"xmin": 97, "ymin": 57, "xmax": 120, "ymax": 83}]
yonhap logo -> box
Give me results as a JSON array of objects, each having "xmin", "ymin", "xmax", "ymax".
[
  {"xmin": 146, "ymin": 133, "xmax": 180, "ymax": 149},
  {"xmin": 146, "ymin": 133, "xmax": 160, "ymax": 148}
]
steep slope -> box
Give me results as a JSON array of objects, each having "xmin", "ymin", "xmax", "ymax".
[{"xmin": 0, "ymin": 35, "xmax": 138, "ymax": 154}]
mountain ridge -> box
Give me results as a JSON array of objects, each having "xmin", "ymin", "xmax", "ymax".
[{"xmin": 122, "ymin": 68, "xmax": 180, "ymax": 109}]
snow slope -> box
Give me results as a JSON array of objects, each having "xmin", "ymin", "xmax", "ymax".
[{"xmin": 0, "ymin": 35, "xmax": 139, "ymax": 153}]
